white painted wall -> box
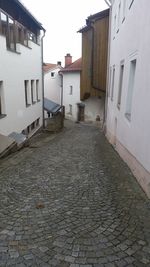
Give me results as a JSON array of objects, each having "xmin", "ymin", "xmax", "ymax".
[
  {"xmin": 0, "ymin": 35, "xmax": 43, "ymax": 136},
  {"xmin": 106, "ymin": 0, "xmax": 150, "ymax": 196},
  {"xmin": 62, "ymin": 71, "xmax": 105, "ymax": 123},
  {"xmin": 44, "ymin": 67, "xmax": 61, "ymax": 104},
  {"xmin": 62, "ymin": 72, "xmax": 80, "ymax": 121},
  {"xmin": 84, "ymin": 96, "xmax": 105, "ymax": 123}
]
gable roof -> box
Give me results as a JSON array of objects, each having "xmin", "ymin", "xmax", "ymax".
[
  {"xmin": 61, "ymin": 58, "xmax": 82, "ymax": 73},
  {"xmin": 43, "ymin": 63, "xmax": 61, "ymax": 73}
]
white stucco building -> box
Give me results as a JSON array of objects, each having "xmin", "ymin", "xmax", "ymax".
[
  {"xmin": 43, "ymin": 62, "xmax": 62, "ymax": 105},
  {"xmin": 61, "ymin": 54, "xmax": 81, "ymax": 121},
  {"xmin": 106, "ymin": 0, "xmax": 150, "ymax": 198},
  {"xmin": 0, "ymin": 0, "xmax": 45, "ymax": 138}
]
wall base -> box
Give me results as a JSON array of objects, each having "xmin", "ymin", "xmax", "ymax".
[{"xmin": 106, "ymin": 130, "xmax": 150, "ymax": 199}]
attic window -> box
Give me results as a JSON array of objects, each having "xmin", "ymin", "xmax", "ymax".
[{"xmin": 51, "ymin": 72, "xmax": 55, "ymax": 78}]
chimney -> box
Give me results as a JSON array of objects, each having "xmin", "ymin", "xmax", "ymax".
[
  {"xmin": 65, "ymin": 53, "xmax": 72, "ymax": 67},
  {"xmin": 57, "ymin": 61, "xmax": 61, "ymax": 66}
]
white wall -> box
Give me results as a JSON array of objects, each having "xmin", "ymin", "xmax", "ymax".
[
  {"xmin": 0, "ymin": 35, "xmax": 43, "ymax": 136},
  {"xmin": 84, "ymin": 96, "xmax": 105, "ymax": 123},
  {"xmin": 106, "ymin": 0, "xmax": 150, "ymax": 196},
  {"xmin": 62, "ymin": 72, "xmax": 80, "ymax": 121},
  {"xmin": 44, "ymin": 67, "xmax": 61, "ymax": 104}
]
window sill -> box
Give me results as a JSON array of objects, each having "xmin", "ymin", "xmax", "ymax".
[
  {"xmin": 7, "ymin": 48, "xmax": 21, "ymax": 55},
  {"xmin": 0, "ymin": 114, "xmax": 7, "ymax": 119},
  {"xmin": 29, "ymin": 39, "xmax": 40, "ymax": 46},
  {"xmin": 20, "ymin": 43, "xmax": 32, "ymax": 50}
]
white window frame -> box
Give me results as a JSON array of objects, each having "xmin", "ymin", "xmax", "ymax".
[
  {"xmin": 125, "ymin": 58, "xmax": 137, "ymax": 121},
  {"xmin": 24, "ymin": 80, "xmax": 31, "ymax": 107},
  {"xmin": 111, "ymin": 65, "xmax": 115, "ymax": 101},
  {"xmin": 117, "ymin": 61, "xmax": 124, "ymax": 109}
]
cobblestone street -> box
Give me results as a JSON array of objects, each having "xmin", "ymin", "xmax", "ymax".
[{"xmin": 0, "ymin": 121, "xmax": 150, "ymax": 267}]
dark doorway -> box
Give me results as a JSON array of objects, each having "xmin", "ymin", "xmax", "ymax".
[{"xmin": 77, "ymin": 103, "xmax": 85, "ymax": 121}]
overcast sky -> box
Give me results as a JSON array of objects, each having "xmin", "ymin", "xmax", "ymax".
[{"xmin": 21, "ymin": 0, "xmax": 108, "ymax": 65}]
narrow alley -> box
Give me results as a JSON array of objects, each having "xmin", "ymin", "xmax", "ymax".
[{"xmin": 0, "ymin": 122, "xmax": 150, "ymax": 267}]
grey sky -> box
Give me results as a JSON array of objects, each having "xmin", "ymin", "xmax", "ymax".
[{"xmin": 21, "ymin": 0, "xmax": 108, "ymax": 65}]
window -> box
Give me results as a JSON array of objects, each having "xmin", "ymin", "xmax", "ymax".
[
  {"xmin": 0, "ymin": 10, "xmax": 40, "ymax": 50},
  {"xmin": 51, "ymin": 72, "xmax": 55, "ymax": 78},
  {"xmin": 0, "ymin": 81, "xmax": 6, "ymax": 118},
  {"xmin": 117, "ymin": 62, "xmax": 124, "ymax": 109},
  {"xmin": 117, "ymin": 3, "xmax": 121, "ymax": 32},
  {"xmin": 31, "ymin": 121, "xmax": 35, "ymax": 130},
  {"xmin": 69, "ymin": 104, "xmax": 72, "ymax": 115},
  {"xmin": 113, "ymin": 15, "xmax": 117, "ymax": 38},
  {"xmin": 36, "ymin": 118, "xmax": 40, "ymax": 127},
  {"xmin": 0, "ymin": 11, "xmax": 16, "ymax": 51},
  {"xmin": 129, "ymin": 0, "xmax": 134, "ymax": 9},
  {"xmin": 23, "ymin": 118, "xmax": 40, "ymax": 136},
  {"xmin": 122, "ymin": 0, "xmax": 126, "ymax": 22},
  {"xmin": 69, "ymin": 86, "xmax": 73, "ymax": 95},
  {"xmin": 31, "ymin": 80, "xmax": 36, "ymax": 104},
  {"xmin": 1, "ymin": 12, "xmax": 7, "ymax": 36},
  {"xmin": 108, "ymin": 67, "xmax": 112, "ymax": 97},
  {"xmin": 111, "ymin": 66, "xmax": 115, "ymax": 101},
  {"xmin": 8, "ymin": 17, "xmax": 16, "ymax": 50},
  {"xmin": 36, "ymin": 80, "xmax": 40, "ymax": 101},
  {"xmin": 24, "ymin": 80, "xmax": 31, "ymax": 107},
  {"xmin": 125, "ymin": 59, "xmax": 136, "ymax": 121}
]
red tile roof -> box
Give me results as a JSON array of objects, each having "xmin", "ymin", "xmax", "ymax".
[
  {"xmin": 61, "ymin": 58, "xmax": 82, "ymax": 72},
  {"xmin": 43, "ymin": 63, "xmax": 60, "ymax": 72}
]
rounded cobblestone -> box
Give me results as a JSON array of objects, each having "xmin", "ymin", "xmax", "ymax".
[{"xmin": 0, "ymin": 121, "xmax": 150, "ymax": 267}]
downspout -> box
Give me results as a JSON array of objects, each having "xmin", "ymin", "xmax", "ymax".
[
  {"xmin": 104, "ymin": 0, "xmax": 111, "ymax": 7},
  {"xmin": 103, "ymin": 6, "xmax": 112, "ymax": 133},
  {"xmin": 41, "ymin": 29, "xmax": 46, "ymax": 128},
  {"xmin": 59, "ymin": 72, "xmax": 63, "ymax": 106}
]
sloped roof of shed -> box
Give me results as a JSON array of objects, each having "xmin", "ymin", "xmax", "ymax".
[{"xmin": 44, "ymin": 98, "xmax": 61, "ymax": 114}]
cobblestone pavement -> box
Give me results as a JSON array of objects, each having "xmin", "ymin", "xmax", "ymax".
[{"xmin": 0, "ymin": 121, "xmax": 150, "ymax": 267}]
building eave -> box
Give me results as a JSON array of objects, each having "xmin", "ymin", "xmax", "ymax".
[{"xmin": 13, "ymin": 0, "xmax": 45, "ymax": 30}]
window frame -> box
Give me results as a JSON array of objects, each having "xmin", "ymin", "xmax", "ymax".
[
  {"xmin": 117, "ymin": 61, "xmax": 124, "ymax": 109},
  {"xmin": 111, "ymin": 65, "xmax": 115, "ymax": 101},
  {"xmin": 125, "ymin": 58, "xmax": 137, "ymax": 121}
]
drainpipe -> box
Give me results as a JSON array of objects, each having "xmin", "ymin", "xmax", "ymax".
[
  {"xmin": 103, "ymin": 5, "xmax": 112, "ymax": 133},
  {"xmin": 59, "ymin": 72, "xmax": 63, "ymax": 107},
  {"xmin": 104, "ymin": 0, "xmax": 111, "ymax": 7},
  {"xmin": 41, "ymin": 29, "xmax": 46, "ymax": 128}
]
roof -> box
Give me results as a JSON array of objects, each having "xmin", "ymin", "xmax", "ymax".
[
  {"xmin": 13, "ymin": 0, "xmax": 45, "ymax": 30},
  {"xmin": 61, "ymin": 58, "xmax": 82, "ymax": 73},
  {"xmin": 43, "ymin": 63, "xmax": 57, "ymax": 72},
  {"xmin": 43, "ymin": 63, "xmax": 62, "ymax": 73},
  {"xmin": 78, "ymin": 9, "xmax": 109, "ymax": 33},
  {"xmin": 44, "ymin": 98, "xmax": 61, "ymax": 114}
]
